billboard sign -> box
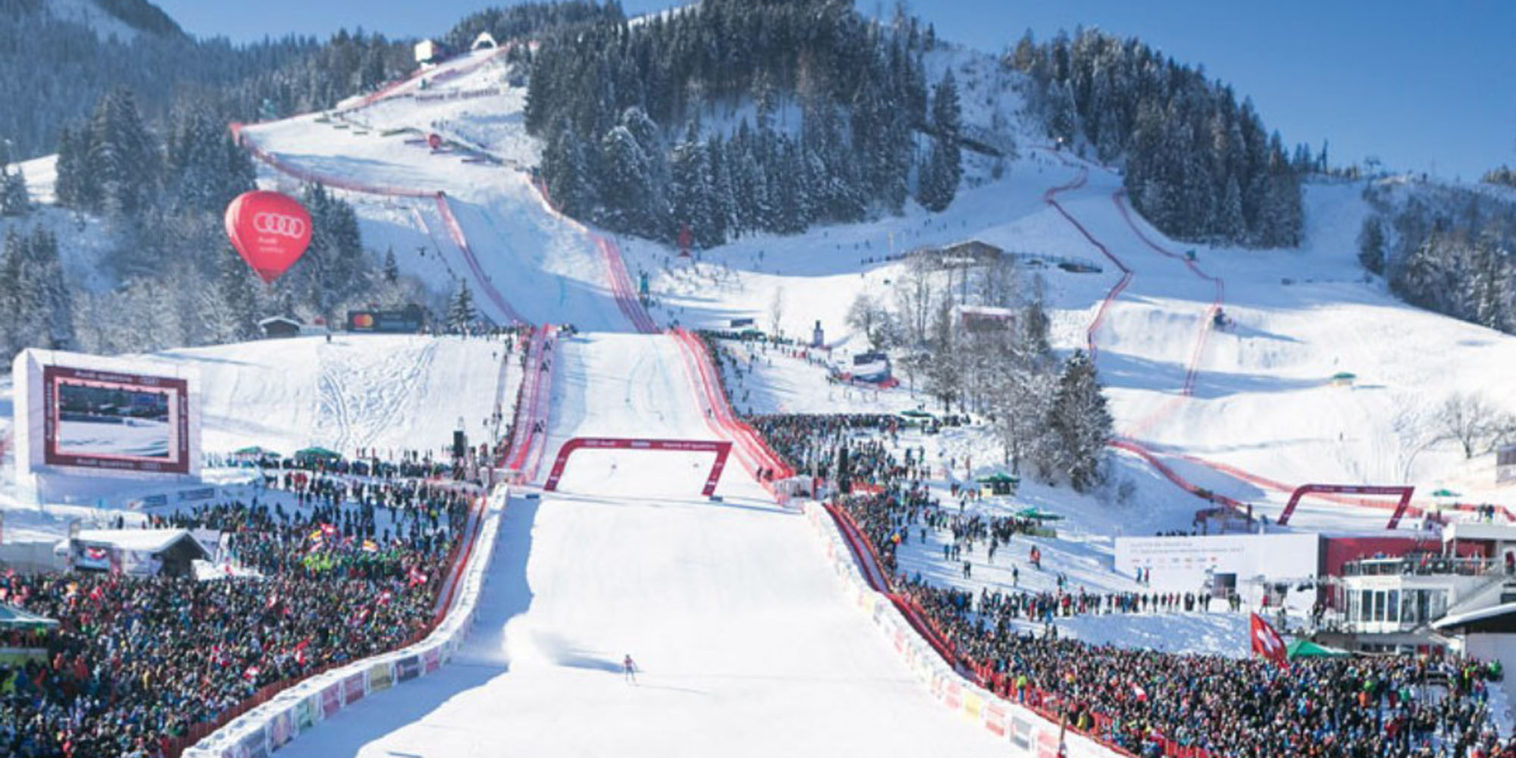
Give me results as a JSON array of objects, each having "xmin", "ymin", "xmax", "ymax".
[
  {"xmin": 347, "ymin": 305, "xmax": 425, "ymax": 334},
  {"xmin": 42, "ymin": 365, "xmax": 192, "ymax": 474},
  {"xmin": 852, "ymin": 352, "xmax": 892, "ymax": 383}
]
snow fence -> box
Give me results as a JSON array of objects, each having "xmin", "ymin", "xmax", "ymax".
[
  {"xmin": 182, "ymin": 485, "xmax": 510, "ymax": 758},
  {"xmin": 802, "ymin": 501, "xmax": 1132, "ymax": 758},
  {"xmin": 669, "ymin": 328, "xmax": 794, "ymax": 492}
]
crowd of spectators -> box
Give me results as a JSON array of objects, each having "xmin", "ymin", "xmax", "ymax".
[
  {"xmin": 0, "ymin": 460, "xmax": 477, "ymax": 758},
  {"xmin": 750, "ymin": 412, "xmax": 1513, "ymax": 758}
]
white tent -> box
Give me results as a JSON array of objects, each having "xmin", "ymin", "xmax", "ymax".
[{"xmin": 60, "ymin": 529, "xmax": 211, "ymax": 577}]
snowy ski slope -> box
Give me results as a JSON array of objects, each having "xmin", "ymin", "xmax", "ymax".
[
  {"xmin": 277, "ymin": 332, "xmax": 1006, "ymax": 758},
  {"xmin": 236, "ymin": 48, "xmax": 646, "ymax": 333}
]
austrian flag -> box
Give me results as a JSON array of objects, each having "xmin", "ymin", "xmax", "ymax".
[{"xmin": 1249, "ymin": 613, "xmax": 1289, "ymax": 668}]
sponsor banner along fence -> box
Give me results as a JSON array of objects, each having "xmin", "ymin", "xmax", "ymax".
[
  {"xmin": 502, "ymin": 325, "xmax": 556, "ymax": 483},
  {"xmin": 668, "ymin": 329, "xmax": 794, "ymax": 503},
  {"xmin": 181, "ymin": 485, "xmax": 509, "ymax": 758},
  {"xmin": 802, "ymin": 500, "xmax": 1138, "ymax": 758},
  {"xmin": 529, "ymin": 177, "xmax": 659, "ymax": 335},
  {"xmin": 415, "ymin": 86, "xmax": 502, "ymax": 103}
]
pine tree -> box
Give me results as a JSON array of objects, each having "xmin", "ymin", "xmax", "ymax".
[
  {"xmin": 599, "ymin": 125, "xmax": 658, "ymax": 236},
  {"xmin": 1, "ymin": 167, "xmax": 29, "ymax": 216},
  {"xmin": 203, "ymin": 247, "xmax": 260, "ymax": 343},
  {"xmin": 447, "ymin": 280, "xmax": 478, "ymax": 333},
  {"xmin": 383, "ymin": 247, "xmax": 399, "ymax": 284},
  {"xmin": 87, "ymin": 87, "xmax": 160, "ymax": 218},
  {"xmin": 1358, "ymin": 217, "xmax": 1386, "ymax": 274},
  {"xmin": 54, "ymin": 125, "xmax": 91, "ymax": 210},
  {"xmin": 1047, "ymin": 350, "xmax": 1112, "ymax": 492}
]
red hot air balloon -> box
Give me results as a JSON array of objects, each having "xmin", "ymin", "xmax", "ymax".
[{"xmin": 225, "ymin": 190, "xmax": 313, "ymax": 284}]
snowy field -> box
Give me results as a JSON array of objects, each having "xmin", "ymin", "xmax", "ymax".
[
  {"xmin": 278, "ymin": 332, "xmax": 1008, "ymax": 758},
  {"xmin": 0, "ymin": 334, "xmax": 516, "ymax": 540}
]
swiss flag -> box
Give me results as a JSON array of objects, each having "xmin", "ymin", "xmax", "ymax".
[{"xmin": 1249, "ymin": 613, "xmax": 1288, "ymax": 668}]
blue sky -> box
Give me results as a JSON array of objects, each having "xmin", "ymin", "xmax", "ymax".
[{"xmin": 153, "ymin": 0, "xmax": 1515, "ymax": 180}]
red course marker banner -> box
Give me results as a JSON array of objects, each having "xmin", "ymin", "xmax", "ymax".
[
  {"xmin": 1278, "ymin": 484, "xmax": 1416, "ymax": 529},
  {"xmin": 543, "ymin": 437, "xmax": 732, "ymax": 497}
]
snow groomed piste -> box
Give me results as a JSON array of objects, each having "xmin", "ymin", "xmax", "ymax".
[
  {"xmin": 245, "ymin": 332, "xmax": 1012, "ymax": 758},
  {"xmin": 1039, "ymin": 147, "xmax": 1515, "ymax": 527},
  {"xmin": 172, "ymin": 48, "xmax": 1515, "ymax": 758},
  {"xmin": 230, "ymin": 44, "xmax": 661, "ymax": 336}
]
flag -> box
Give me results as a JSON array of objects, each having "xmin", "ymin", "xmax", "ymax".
[
  {"xmin": 1132, "ymin": 682, "xmax": 1147, "ymax": 702},
  {"xmin": 406, "ymin": 566, "xmax": 428, "ymax": 588},
  {"xmin": 1249, "ymin": 613, "xmax": 1288, "ymax": 668},
  {"xmin": 244, "ymin": 665, "xmax": 261, "ymax": 681},
  {"xmin": 361, "ymin": 539, "xmax": 379, "ymax": 554}
]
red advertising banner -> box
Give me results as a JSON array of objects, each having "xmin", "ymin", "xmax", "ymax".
[
  {"xmin": 342, "ymin": 673, "xmax": 366, "ymax": 705},
  {"xmin": 320, "ymin": 684, "xmax": 341, "ymax": 718},
  {"xmin": 1277, "ymin": 483, "xmax": 1415, "ymax": 529}
]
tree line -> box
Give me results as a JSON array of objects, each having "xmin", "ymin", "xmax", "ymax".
[
  {"xmin": 1359, "ymin": 179, "xmax": 1516, "ymax": 334},
  {"xmin": 847, "ymin": 252, "xmax": 1113, "ymax": 492},
  {"xmin": 1011, "ymin": 28, "xmax": 1305, "ymax": 248},
  {"xmin": 529, "ymin": 0, "xmax": 962, "ymax": 247},
  {"xmin": 0, "ymin": 2, "xmax": 416, "ymax": 161},
  {"xmin": 0, "ymin": 85, "xmax": 424, "ymax": 360}
]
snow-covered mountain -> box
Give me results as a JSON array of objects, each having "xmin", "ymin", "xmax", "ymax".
[{"xmin": 40, "ymin": 0, "xmax": 182, "ymax": 42}]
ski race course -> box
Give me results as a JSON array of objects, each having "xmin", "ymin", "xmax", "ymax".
[
  {"xmin": 275, "ymin": 333, "xmax": 1006, "ymax": 758},
  {"xmin": 19, "ymin": 40, "xmax": 1500, "ymax": 758}
]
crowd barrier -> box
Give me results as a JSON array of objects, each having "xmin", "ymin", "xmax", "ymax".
[
  {"xmin": 333, "ymin": 45, "xmax": 512, "ymax": 116},
  {"xmin": 434, "ymin": 193, "xmax": 525, "ymax": 325},
  {"xmin": 181, "ymin": 485, "xmax": 510, "ymax": 758},
  {"xmin": 1041, "ymin": 155, "xmax": 1131, "ymax": 367},
  {"xmin": 228, "ymin": 125, "xmax": 526, "ymax": 327},
  {"xmin": 229, "ymin": 124, "xmax": 434, "ymax": 199},
  {"xmin": 503, "ymin": 325, "xmax": 557, "ymax": 483},
  {"xmin": 802, "ymin": 500, "xmax": 1135, "ymax": 758},
  {"xmin": 531, "ymin": 177, "xmax": 660, "ymax": 334},
  {"xmin": 668, "ymin": 329, "xmax": 795, "ymax": 502}
]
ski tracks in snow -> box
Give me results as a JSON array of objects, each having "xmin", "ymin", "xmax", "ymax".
[{"xmin": 316, "ymin": 339, "xmax": 439, "ymax": 454}]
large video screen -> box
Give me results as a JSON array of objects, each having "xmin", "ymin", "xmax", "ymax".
[{"xmin": 42, "ymin": 365, "xmax": 191, "ymax": 474}]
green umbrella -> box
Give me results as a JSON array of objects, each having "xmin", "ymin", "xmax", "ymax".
[
  {"xmin": 294, "ymin": 446, "xmax": 342, "ymax": 462},
  {"xmin": 1330, "ymin": 372, "xmax": 1357, "ymax": 381},
  {"xmin": 234, "ymin": 445, "xmax": 271, "ymax": 456},
  {"xmin": 1430, "ymin": 489, "xmax": 1460, "ymax": 498},
  {"xmin": 1286, "ymin": 639, "xmax": 1351, "ymax": 659},
  {"xmin": 1015, "ymin": 506, "xmax": 1063, "ymax": 521}
]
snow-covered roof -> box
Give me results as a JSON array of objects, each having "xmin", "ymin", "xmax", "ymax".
[
  {"xmin": 1433, "ymin": 601, "xmax": 1516, "ymax": 631},
  {"xmin": 71, "ymin": 529, "xmax": 208, "ymax": 555}
]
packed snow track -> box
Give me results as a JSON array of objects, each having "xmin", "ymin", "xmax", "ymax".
[{"xmin": 279, "ymin": 333, "xmax": 1003, "ymax": 757}]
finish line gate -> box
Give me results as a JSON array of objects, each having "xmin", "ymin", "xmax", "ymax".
[{"xmin": 542, "ymin": 438, "xmax": 734, "ymax": 497}]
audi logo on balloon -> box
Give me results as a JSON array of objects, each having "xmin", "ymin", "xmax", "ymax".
[
  {"xmin": 252, "ymin": 212, "xmax": 307, "ymax": 239},
  {"xmin": 225, "ymin": 191, "xmax": 314, "ymax": 284}
]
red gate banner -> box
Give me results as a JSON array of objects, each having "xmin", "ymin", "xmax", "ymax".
[
  {"xmin": 1277, "ymin": 484, "xmax": 1416, "ymax": 529},
  {"xmin": 542, "ymin": 437, "xmax": 733, "ymax": 497}
]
